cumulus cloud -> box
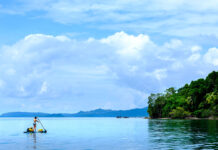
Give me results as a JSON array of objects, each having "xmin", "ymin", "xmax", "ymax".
[
  {"xmin": 204, "ymin": 48, "xmax": 218, "ymax": 66},
  {"xmin": 0, "ymin": 32, "xmax": 217, "ymax": 113},
  {"xmin": 100, "ymin": 31, "xmax": 152, "ymax": 59}
]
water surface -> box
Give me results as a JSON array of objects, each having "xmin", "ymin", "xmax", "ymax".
[{"xmin": 0, "ymin": 118, "xmax": 217, "ymax": 150}]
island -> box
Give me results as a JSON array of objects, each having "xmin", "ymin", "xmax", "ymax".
[{"xmin": 147, "ymin": 71, "xmax": 218, "ymax": 119}]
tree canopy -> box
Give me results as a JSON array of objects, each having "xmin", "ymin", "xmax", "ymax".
[{"xmin": 147, "ymin": 71, "xmax": 218, "ymax": 119}]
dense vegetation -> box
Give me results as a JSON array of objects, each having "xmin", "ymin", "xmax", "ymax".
[{"xmin": 148, "ymin": 71, "xmax": 218, "ymax": 119}]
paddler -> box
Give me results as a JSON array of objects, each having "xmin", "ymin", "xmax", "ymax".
[{"xmin": 33, "ymin": 116, "xmax": 39, "ymax": 132}]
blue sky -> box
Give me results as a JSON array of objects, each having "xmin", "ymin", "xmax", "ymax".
[{"xmin": 0, "ymin": 0, "xmax": 217, "ymax": 113}]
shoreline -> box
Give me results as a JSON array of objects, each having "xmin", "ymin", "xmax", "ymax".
[{"xmin": 145, "ymin": 117, "xmax": 218, "ymax": 120}]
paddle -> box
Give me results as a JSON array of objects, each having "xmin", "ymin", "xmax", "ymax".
[{"xmin": 38, "ymin": 119, "xmax": 47, "ymax": 133}]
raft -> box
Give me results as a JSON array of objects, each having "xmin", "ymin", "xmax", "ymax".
[
  {"xmin": 24, "ymin": 128, "xmax": 47, "ymax": 133},
  {"xmin": 24, "ymin": 131, "xmax": 47, "ymax": 133}
]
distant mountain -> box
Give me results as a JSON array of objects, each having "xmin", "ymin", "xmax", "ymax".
[
  {"xmin": 0, "ymin": 107, "xmax": 148, "ymax": 117},
  {"xmin": 70, "ymin": 107, "xmax": 148, "ymax": 117},
  {"xmin": 0, "ymin": 112, "xmax": 65, "ymax": 117}
]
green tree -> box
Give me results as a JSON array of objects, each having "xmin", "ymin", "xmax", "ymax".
[
  {"xmin": 147, "ymin": 71, "xmax": 218, "ymax": 119},
  {"xmin": 169, "ymin": 107, "xmax": 191, "ymax": 119}
]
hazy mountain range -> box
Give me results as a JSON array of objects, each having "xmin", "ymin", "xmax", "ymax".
[{"xmin": 0, "ymin": 107, "xmax": 148, "ymax": 117}]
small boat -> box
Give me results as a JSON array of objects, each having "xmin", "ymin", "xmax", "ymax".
[
  {"xmin": 24, "ymin": 128, "xmax": 47, "ymax": 133},
  {"xmin": 24, "ymin": 131, "xmax": 47, "ymax": 133}
]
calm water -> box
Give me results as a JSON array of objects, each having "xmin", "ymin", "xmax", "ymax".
[{"xmin": 0, "ymin": 118, "xmax": 217, "ymax": 150}]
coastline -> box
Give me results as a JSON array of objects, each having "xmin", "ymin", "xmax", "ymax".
[{"xmin": 145, "ymin": 117, "xmax": 218, "ymax": 120}]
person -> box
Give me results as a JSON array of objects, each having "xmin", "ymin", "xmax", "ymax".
[{"xmin": 33, "ymin": 116, "xmax": 39, "ymax": 132}]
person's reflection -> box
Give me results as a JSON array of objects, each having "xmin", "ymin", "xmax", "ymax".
[
  {"xmin": 28, "ymin": 133, "xmax": 37, "ymax": 149},
  {"xmin": 33, "ymin": 133, "xmax": 36, "ymax": 149}
]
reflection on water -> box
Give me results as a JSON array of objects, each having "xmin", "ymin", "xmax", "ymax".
[
  {"xmin": 148, "ymin": 119, "xmax": 218, "ymax": 149},
  {"xmin": 32, "ymin": 133, "xmax": 37, "ymax": 149},
  {"xmin": 0, "ymin": 118, "xmax": 217, "ymax": 150},
  {"xmin": 25, "ymin": 133, "xmax": 37, "ymax": 149}
]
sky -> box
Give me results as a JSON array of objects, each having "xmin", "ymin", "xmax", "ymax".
[{"xmin": 0, "ymin": 0, "xmax": 217, "ymax": 113}]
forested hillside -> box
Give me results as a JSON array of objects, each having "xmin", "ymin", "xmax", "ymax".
[{"xmin": 148, "ymin": 71, "xmax": 218, "ymax": 119}]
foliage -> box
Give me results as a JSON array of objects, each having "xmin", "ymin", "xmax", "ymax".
[
  {"xmin": 169, "ymin": 107, "xmax": 191, "ymax": 119},
  {"xmin": 147, "ymin": 71, "xmax": 218, "ymax": 119}
]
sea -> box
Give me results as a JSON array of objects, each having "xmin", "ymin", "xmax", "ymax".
[{"xmin": 0, "ymin": 118, "xmax": 217, "ymax": 150}]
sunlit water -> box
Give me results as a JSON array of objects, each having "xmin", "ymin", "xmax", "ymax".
[{"xmin": 0, "ymin": 118, "xmax": 217, "ymax": 150}]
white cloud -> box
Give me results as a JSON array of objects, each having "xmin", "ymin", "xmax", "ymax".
[
  {"xmin": 0, "ymin": 31, "xmax": 217, "ymax": 112},
  {"xmin": 191, "ymin": 46, "xmax": 202, "ymax": 53},
  {"xmin": 100, "ymin": 31, "xmax": 152, "ymax": 59},
  {"xmin": 153, "ymin": 69, "xmax": 168, "ymax": 81},
  {"xmin": 204, "ymin": 47, "xmax": 218, "ymax": 66},
  {"xmin": 1, "ymin": 0, "xmax": 218, "ymax": 36},
  {"xmin": 188, "ymin": 53, "xmax": 201, "ymax": 62},
  {"xmin": 164, "ymin": 39, "xmax": 183, "ymax": 49},
  {"xmin": 39, "ymin": 81, "xmax": 48, "ymax": 94}
]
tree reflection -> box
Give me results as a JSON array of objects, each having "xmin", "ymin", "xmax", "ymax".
[{"xmin": 148, "ymin": 119, "xmax": 218, "ymax": 149}]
